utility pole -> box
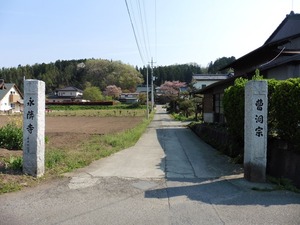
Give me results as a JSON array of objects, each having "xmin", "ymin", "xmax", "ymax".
[
  {"xmin": 150, "ymin": 57, "xmax": 156, "ymax": 112},
  {"xmin": 146, "ymin": 64, "xmax": 149, "ymax": 119}
]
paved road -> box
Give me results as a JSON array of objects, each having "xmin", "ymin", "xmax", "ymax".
[{"xmin": 1, "ymin": 105, "xmax": 300, "ymax": 225}]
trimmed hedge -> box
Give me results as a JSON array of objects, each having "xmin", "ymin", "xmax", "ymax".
[
  {"xmin": 223, "ymin": 77, "xmax": 247, "ymax": 143},
  {"xmin": 223, "ymin": 75, "xmax": 300, "ymax": 150},
  {"xmin": 272, "ymin": 78, "xmax": 300, "ymax": 145}
]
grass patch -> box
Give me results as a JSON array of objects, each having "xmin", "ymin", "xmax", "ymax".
[
  {"xmin": 268, "ymin": 176, "xmax": 300, "ymax": 193},
  {"xmin": 3, "ymin": 156, "xmax": 23, "ymax": 170},
  {"xmin": 251, "ymin": 176, "xmax": 300, "ymax": 193},
  {"xmin": 171, "ymin": 113, "xmax": 195, "ymax": 121},
  {"xmin": 0, "ymin": 181, "xmax": 22, "ymax": 193}
]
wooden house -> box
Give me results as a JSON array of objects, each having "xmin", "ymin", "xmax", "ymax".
[
  {"xmin": 0, "ymin": 79, "xmax": 23, "ymax": 113},
  {"xmin": 198, "ymin": 11, "xmax": 300, "ymax": 123}
]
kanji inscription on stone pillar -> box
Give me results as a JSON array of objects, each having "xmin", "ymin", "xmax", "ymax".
[
  {"xmin": 244, "ymin": 80, "xmax": 268, "ymax": 182},
  {"xmin": 23, "ymin": 79, "xmax": 45, "ymax": 177}
]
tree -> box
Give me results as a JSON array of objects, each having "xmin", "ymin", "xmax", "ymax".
[
  {"xmin": 160, "ymin": 81, "xmax": 186, "ymax": 96},
  {"xmin": 207, "ymin": 56, "xmax": 235, "ymax": 74},
  {"xmin": 178, "ymin": 99, "xmax": 194, "ymax": 117},
  {"xmin": 83, "ymin": 86, "xmax": 103, "ymax": 101},
  {"xmin": 85, "ymin": 59, "xmax": 143, "ymax": 91},
  {"xmin": 103, "ymin": 85, "xmax": 122, "ymax": 99}
]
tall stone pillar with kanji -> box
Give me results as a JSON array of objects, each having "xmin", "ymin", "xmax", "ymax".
[
  {"xmin": 244, "ymin": 80, "xmax": 268, "ymax": 182},
  {"xmin": 23, "ymin": 79, "xmax": 45, "ymax": 177}
]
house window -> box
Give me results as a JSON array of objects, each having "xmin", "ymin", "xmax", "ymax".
[
  {"xmin": 213, "ymin": 93, "xmax": 224, "ymax": 114},
  {"xmin": 201, "ymin": 84, "xmax": 207, "ymax": 89},
  {"xmin": 11, "ymin": 103, "xmax": 15, "ymax": 109},
  {"xmin": 214, "ymin": 94, "xmax": 220, "ymax": 113}
]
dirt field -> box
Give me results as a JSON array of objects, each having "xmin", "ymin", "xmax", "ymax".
[
  {"xmin": 0, "ymin": 115, "xmax": 144, "ymax": 157},
  {"xmin": 0, "ymin": 115, "xmax": 145, "ymax": 192}
]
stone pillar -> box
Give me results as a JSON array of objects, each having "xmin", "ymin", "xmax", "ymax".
[
  {"xmin": 244, "ymin": 80, "xmax": 268, "ymax": 182},
  {"xmin": 23, "ymin": 79, "xmax": 45, "ymax": 177}
]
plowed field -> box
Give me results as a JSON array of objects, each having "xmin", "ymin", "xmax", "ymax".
[{"xmin": 0, "ymin": 115, "xmax": 144, "ymax": 156}]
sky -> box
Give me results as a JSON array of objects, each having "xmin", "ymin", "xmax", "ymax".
[{"xmin": 0, "ymin": 0, "xmax": 299, "ymax": 69}]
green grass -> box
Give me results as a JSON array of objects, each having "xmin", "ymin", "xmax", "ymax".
[
  {"xmin": 171, "ymin": 113, "xmax": 197, "ymax": 121},
  {"xmin": 0, "ymin": 182, "xmax": 22, "ymax": 193},
  {"xmin": 251, "ymin": 176, "xmax": 300, "ymax": 193},
  {"xmin": 4, "ymin": 156, "xmax": 23, "ymax": 170}
]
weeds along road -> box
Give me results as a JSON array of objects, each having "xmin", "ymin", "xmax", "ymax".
[{"xmin": 0, "ymin": 105, "xmax": 300, "ymax": 225}]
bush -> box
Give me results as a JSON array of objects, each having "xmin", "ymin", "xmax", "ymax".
[
  {"xmin": 223, "ymin": 74, "xmax": 300, "ymax": 151},
  {"xmin": 223, "ymin": 77, "xmax": 248, "ymax": 142},
  {"xmin": 272, "ymin": 78, "xmax": 300, "ymax": 145},
  {"xmin": 0, "ymin": 122, "xmax": 23, "ymax": 150},
  {"xmin": 178, "ymin": 99, "xmax": 194, "ymax": 117},
  {"xmin": 4, "ymin": 156, "xmax": 23, "ymax": 170},
  {"xmin": 266, "ymin": 79, "xmax": 279, "ymax": 133}
]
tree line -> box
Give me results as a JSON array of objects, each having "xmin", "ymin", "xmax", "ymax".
[{"xmin": 0, "ymin": 57, "xmax": 235, "ymax": 93}]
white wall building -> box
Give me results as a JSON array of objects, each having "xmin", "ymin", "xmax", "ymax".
[
  {"xmin": 0, "ymin": 80, "xmax": 23, "ymax": 113},
  {"xmin": 192, "ymin": 74, "xmax": 230, "ymax": 90}
]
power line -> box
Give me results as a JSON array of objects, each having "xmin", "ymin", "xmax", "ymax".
[
  {"xmin": 125, "ymin": 0, "xmax": 157, "ymax": 67},
  {"xmin": 128, "ymin": 0, "xmax": 146, "ymax": 60},
  {"xmin": 140, "ymin": 0, "xmax": 152, "ymax": 60},
  {"xmin": 125, "ymin": 0, "xmax": 146, "ymax": 65},
  {"xmin": 154, "ymin": 0, "xmax": 157, "ymax": 63}
]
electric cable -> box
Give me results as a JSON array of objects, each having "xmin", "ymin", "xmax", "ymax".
[{"xmin": 125, "ymin": 0, "xmax": 146, "ymax": 65}]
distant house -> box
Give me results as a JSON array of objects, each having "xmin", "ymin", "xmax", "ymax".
[
  {"xmin": 136, "ymin": 85, "xmax": 152, "ymax": 94},
  {"xmin": 192, "ymin": 74, "xmax": 230, "ymax": 90},
  {"xmin": 198, "ymin": 11, "xmax": 300, "ymax": 123},
  {"xmin": 47, "ymin": 86, "xmax": 85, "ymax": 103},
  {"xmin": 119, "ymin": 93, "xmax": 139, "ymax": 104},
  {"xmin": 0, "ymin": 79, "xmax": 23, "ymax": 113}
]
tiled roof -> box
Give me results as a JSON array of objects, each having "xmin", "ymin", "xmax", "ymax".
[
  {"xmin": 223, "ymin": 11, "xmax": 300, "ymax": 71},
  {"xmin": 265, "ymin": 11, "xmax": 300, "ymax": 45},
  {"xmin": 0, "ymin": 83, "xmax": 15, "ymax": 100},
  {"xmin": 56, "ymin": 86, "xmax": 83, "ymax": 92},
  {"xmin": 192, "ymin": 74, "xmax": 229, "ymax": 80}
]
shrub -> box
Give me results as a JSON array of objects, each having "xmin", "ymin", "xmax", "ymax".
[
  {"xmin": 178, "ymin": 99, "xmax": 194, "ymax": 117},
  {"xmin": 4, "ymin": 156, "xmax": 23, "ymax": 170},
  {"xmin": 272, "ymin": 78, "xmax": 300, "ymax": 145},
  {"xmin": 267, "ymin": 79, "xmax": 280, "ymax": 134},
  {"xmin": 0, "ymin": 122, "xmax": 23, "ymax": 150},
  {"xmin": 223, "ymin": 74, "xmax": 300, "ymax": 150},
  {"xmin": 223, "ymin": 77, "xmax": 248, "ymax": 142}
]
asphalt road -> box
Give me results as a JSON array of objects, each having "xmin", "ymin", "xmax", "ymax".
[{"xmin": 0, "ymin": 105, "xmax": 300, "ymax": 225}]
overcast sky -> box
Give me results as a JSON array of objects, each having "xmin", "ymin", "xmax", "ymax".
[{"xmin": 0, "ymin": 0, "xmax": 299, "ymax": 68}]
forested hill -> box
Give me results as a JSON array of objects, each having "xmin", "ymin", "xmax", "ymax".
[
  {"xmin": 0, "ymin": 59, "xmax": 143, "ymax": 93},
  {"xmin": 0, "ymin": 57, "xmax": 234, "ymax": 93},
  {"xmin": 139, "ymin": 63, "xmax": 204, "ymax": 86}
]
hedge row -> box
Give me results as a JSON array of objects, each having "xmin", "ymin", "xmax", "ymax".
[{"xmin": 223, "ymin": 74, "xmax": 300, "ymax": 148}]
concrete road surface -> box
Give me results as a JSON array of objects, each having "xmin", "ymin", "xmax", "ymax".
[{"xmin": 0, "ymin": 105, "xmax": 300, "ymax": 225}]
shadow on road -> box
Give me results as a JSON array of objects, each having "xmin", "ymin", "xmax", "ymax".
[
  {"xmin": 144, "ymin": 127, "xmax": 300, "ymax": 206},
  {"xmin": 145, "ymin": 176, "xmax": 300, "ymax": 206}
]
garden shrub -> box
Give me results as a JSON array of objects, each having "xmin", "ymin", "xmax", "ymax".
[
  {"xmin": 4, "ymin": 156, "xmax": 23, "ymax": 170},
  {"xmin": 223, "ymin": 74, "xmax": 300, "ymax": 151},
  {"xmin": 267, "ymin": 79, "xmax": 280, "ymax": 134},
  {"xmin": 178, "ymin": 99, "xmax": 194, "ymax": 117},
  {"xmin": 272, "ymin": 78, "xmax": 300, "ymax": 145},
  {"xmin": 223, "ymin": 77, "xmax": 248, "ymax": 142},
  {"xmin": 0, "ymin": 122, "xmax": 23, "ymax": 150}
]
